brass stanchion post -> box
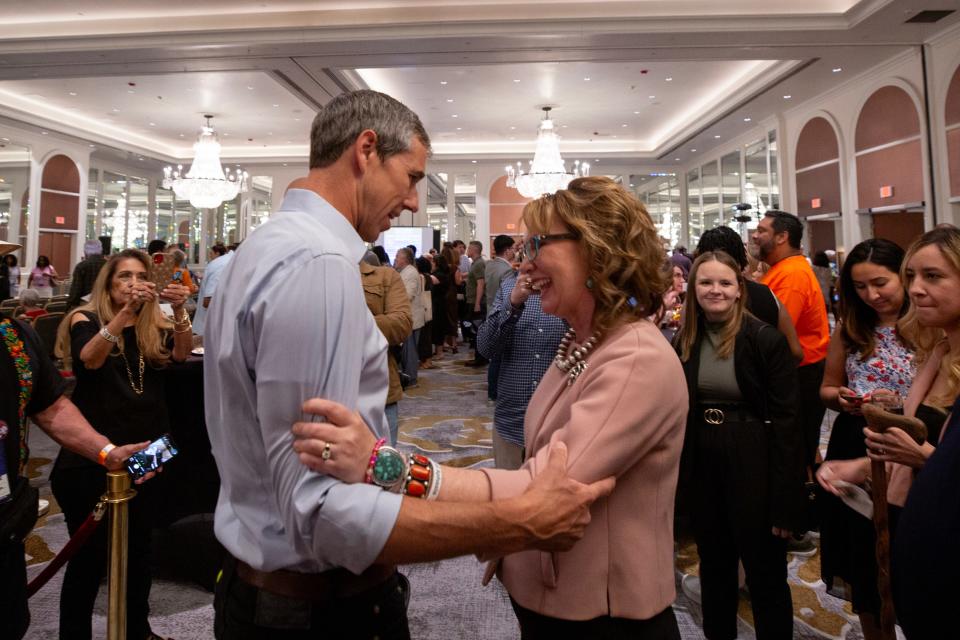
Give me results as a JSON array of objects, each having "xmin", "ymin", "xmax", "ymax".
[{"xmin": 104, "ymin": 470, "xmax": 136, "ymax": 640}]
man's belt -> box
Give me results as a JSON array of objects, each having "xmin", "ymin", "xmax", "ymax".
[{"xmin": 235, "ymin": 558, "xmax": 395, "ymax": 602}]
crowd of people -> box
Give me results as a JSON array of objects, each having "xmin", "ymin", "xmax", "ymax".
[{"xmin": 1, "ymin": 88, "xmax": 958, "ymax": 640}]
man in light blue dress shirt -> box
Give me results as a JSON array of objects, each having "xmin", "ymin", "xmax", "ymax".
[
  {"xmin": 204, "ymin": 90, "xmax": 611, "ymax": 639},
  {"xmin": 192, "ymin": 244, "xmax": 232, "ymax": 337}
]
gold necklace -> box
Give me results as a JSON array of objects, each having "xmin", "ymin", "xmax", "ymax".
[{"xmin": 120, "ymin": 344, "xmax": 145, "ymax": 395}]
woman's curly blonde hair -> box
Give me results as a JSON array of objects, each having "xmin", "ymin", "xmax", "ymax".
[{"xmin": 521, "ymin": 176, "xmax": 667, "ymax": 334}]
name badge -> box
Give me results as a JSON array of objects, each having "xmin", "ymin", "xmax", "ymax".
[{"xmin": 0, "ymin": 420, "xmax": 10, "ymax": 503}]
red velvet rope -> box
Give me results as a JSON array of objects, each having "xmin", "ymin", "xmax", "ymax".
[{"xmin": 27, "ymin": 510, "xmax": 102, "ymax": 598}]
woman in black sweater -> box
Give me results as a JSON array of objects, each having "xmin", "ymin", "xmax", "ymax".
[{"xmin": 674, "ymin": 251, "xmax": 805, "ymax": 640}]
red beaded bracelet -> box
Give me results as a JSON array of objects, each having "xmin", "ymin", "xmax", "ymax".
[
  {"xmin": 364, "ymin": 438, "xmax": 387, "ymax": 484},
  {"xmin": 403, "ymin": 453, "xmax": 432, "ymax": 498}
]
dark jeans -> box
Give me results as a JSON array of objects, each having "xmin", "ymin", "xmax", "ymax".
[
  {"xmin": 797, "ymin": 360, "xmax": 826, "ymax": 469},
  {"xmin": 1, "ymin": 540, "xmax": 29, "ymax": 640},
  {"xmin": 692, "ymin": 419, "xmax": 793, "ymax": 640},
  {"xmin": 511, "ymin": 598, "xmax": 680, "ymax": 640},
  {"xmin": 51, "ymin": 463, "xmax": 160, "ymax": 640},
  {"xmin": 214, "ymin": 557, "xmax": 411, "ymax": 639}
]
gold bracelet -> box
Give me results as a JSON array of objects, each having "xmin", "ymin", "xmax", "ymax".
[{"xmin": 173, "ymin": 316, "xmax": 192, "ymax": 333}]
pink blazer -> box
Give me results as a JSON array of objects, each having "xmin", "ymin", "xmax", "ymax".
[{"xmin": 482, "ymin": 320, "xmax": 688, "ymax": 621}]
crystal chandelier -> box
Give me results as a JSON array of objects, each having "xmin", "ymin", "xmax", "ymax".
[
  {"xmin": 504, "ymin": 107, "xmax": 589, "ymax": 198},
  {"xmin": 163, "ymin": 115, "xmax": 247, "ymax": 209}
]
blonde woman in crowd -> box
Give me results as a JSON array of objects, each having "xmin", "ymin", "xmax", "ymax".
[
  {"xmin": 674, "ymin": 250, "xmax": 805, "ymax": 640},
  {"xmin": 52, "ymin": 248, "xmax": 191, "ymax": 640}
]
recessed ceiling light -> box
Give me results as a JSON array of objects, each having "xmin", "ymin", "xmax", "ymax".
[
  {"xmin": 89, "ymin": 144, "xmax": 96, "ymax": 148},
  {"xmin": 562, "ymin": 124, "xmax": 568, "ymax": 128},
  {"xmin": 510, "ymin": 126, "xmax": 516, "ymax": 130},
  {"xmin": 622, "ymin": 124, "xmax": 628, "ymax": 127},
  {"xmin": 832, "ymin": 67, "xmax": 842, "ymax": 73},
  {"xmin": 665, "ymin": 77, "xmax": 673, "ymax": 82},
  {"xmin": 691, "ymin": 149, "xmax": 697, "ymax": 152},
  {"xmin": 584, "ymin": 77, "xmax": 591, "ymax": 81},
  {"xmin": 743, "ymin": 117, "xmax": 752, "ymax": 122},
  {"xmin": 471, "ymin": 160, "xmax": 477, "ymax": 163},
  {"xmin": 112, "ymin": 108, "xmax": 120, "ymax": 112},
  {"xmin": 446, "ymin": 98, "xmax": 454, "ymax": 103},
  {"xmin": 149, "ymin": 122, "xmax": 156, "ymax": 127},
  {"xmin": 456, "ymin": 127, "xmax": 462, "ymax": 130},
  {"xmin": 714, "ymin": 135, "xmax": 721, "ymax": 139},
  {"xmin": 440, "ymin": 80, "xmax": 448, "ymax": 85},
  {"xmin": 513, "ymin": 79, "xmax": 520, "ymax": 83},
  {"xmin": 127, "ymin": 89, "xmax": 135, "ymax": 94},
  {"xmin": 613, "ymin": 135, "xmax": 618, "ymax": 138},
  {"xmin": 179, "ymin": 133, "xmax": 185, "ymax": 137},
  {"xmin": 68, "ymin": 91, "xmax": 77, "ymax": 96},
  {"xmin": 783, "ymin": 95, "xmax": 792, "ymax": 99},
  {"xmin": 272, "ymin": 104, "xmax": 279, "ymax": 107},
  {"xmin": 451, "ymin": 114, "xmax": 458, "ymax": 118},
  {"xmin": 594, "ymin": 159, "xmax": 599, "ymax": 162},
  {"xmin": 649, "ymin": 95, "xmax": 656, "ymax": 99},
  {"xmin": 247, "ymin": 86, "xmax": 254, "ymax": 90},
  {"xmin": 674, "ymin": 157, "xmax": 680, "ymax": 161},
  {"xmin": 40, "ymin": 131, "xmax": 48, "ymax": 135}
]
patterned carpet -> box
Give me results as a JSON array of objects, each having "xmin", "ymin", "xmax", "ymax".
[{"xmin": 21, "ymin": 348, "xmax": 878, "ymax": 639}]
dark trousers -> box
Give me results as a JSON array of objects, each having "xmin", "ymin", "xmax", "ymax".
[
  {"xmin": 214, "ymin": 557, "xmax": 411, "ymax": 639},
  {"xmin": 487, "ymin": 354, "xmax": 500, "ymax": 401},
  {"xmin": 692, "ymin": 419, "xmax": 793, "ymax": 640},
  {"xmin": 511, "ymin": 598, "xmax": 680, "ymax": 640},
  {"xmin": 467, "ymin": 307, "xmax": 487, "ymax": 363},
  {"xmin": 50, "ymin": 463, "xmax": 159, "ymax": 640},
  {"xmin": 797, "ymin": 360, "xmax": 826, "ymax": 469},
  {"xmin": 1, "ymin": 540, "xmax": 29, "ymax": 640}
]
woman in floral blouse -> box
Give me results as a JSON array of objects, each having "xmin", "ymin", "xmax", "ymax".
[{"xmin": 817, "ymin": 238, "xmax": 914, "ymax": 639}]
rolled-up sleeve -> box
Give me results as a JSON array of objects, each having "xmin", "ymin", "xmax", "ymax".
[{"xmin": 247, "ymin": 254, "xmax": 401, "ymax": 573}]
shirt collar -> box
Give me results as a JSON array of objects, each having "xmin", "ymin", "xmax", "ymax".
[{"xmin": 279, "ymin": 188, "xmax": 368, "ymax": 265}]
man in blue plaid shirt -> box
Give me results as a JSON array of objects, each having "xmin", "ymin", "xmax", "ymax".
[{"xmin": 477, "ymin": 270, "xmax": 568, "ymax": 469}]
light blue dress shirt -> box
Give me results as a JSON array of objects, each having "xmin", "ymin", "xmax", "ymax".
[
  {"xmin": 204, "ymin": 189, "xmax": 402, "ymax": 574},
  {"xmin": 192, "ymin": 250, "xmax": 233, "ymax": 336}
]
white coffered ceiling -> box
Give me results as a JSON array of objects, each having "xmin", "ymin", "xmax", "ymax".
[{"xmin": 0, "ymin": 0, "xmax": 955, "ymax": 166}]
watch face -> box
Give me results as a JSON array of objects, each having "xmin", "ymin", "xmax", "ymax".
[{"xmin": 372, "ymin": 448, "xmax": 406, "ymax": 488}]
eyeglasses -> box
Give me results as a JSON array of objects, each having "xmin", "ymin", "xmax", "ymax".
[{"xmin": 519, "ymin": 233, "xmax": 578, "ymax": 262}]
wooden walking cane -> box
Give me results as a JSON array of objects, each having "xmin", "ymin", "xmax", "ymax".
[{"xmin": 861, "ymin": 403, "xmax": 927, "ymax": 640}]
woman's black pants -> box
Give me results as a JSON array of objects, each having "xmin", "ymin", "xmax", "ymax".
[
  {"xmin": 51, "ymin": 463, "xmax": 159, "ymax": 640},
  {"xmin": 691, "ymin": 415, "xmax": 793, "ymax": 640}
]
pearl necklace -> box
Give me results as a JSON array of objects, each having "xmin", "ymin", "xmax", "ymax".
[{"xmin": 554, "ymin": 328, "xmax": 601, "ymax": 386}]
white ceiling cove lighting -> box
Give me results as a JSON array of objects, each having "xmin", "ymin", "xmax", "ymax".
[
  {"xmin": 504, "ymin": 107, "xmax": 589, "ymax": 198},
  {"xmin": 163, "ymin": 115, "xmax": 247, "ymax": 208}
]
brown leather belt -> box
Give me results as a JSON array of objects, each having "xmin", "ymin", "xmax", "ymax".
[{"xmin": 235, "ymin": 558, "xmax": 395, "ymax": 602}]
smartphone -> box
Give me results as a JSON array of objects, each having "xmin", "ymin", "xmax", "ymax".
[
  {"xmin": 126, "ymin": 434, "xmax": 178, "ymax": 478},
  {"xmin": 149, "ymin": 254, "xmax": 177, "ymax": 291},
  {"xmin": 840, "ymin": 393, "xmax": 864, "ymax": 406}
]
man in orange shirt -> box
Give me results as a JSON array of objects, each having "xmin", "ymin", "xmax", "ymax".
[{"xmin": 751, "ymin": 211, "xmax": 829, "ymax": 475}]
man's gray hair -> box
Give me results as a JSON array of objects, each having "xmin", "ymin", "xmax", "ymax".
[
  {"xmin": 395, "ymin": 247, "xmax": 414, "ymax": 266},
  {"xmin": 310, "ymin": 90, "xmax": 432, "ymax": 169}
]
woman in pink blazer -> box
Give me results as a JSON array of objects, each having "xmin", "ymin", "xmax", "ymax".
[{"xmin": 294, "ymin": 176, "xmax": 688, "ymax": 638}]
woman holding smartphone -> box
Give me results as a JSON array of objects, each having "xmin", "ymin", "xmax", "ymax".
[
  {"xmin": 52, "ymin": 248, "xmax": 191, "ymax": 640},
  {"xmin": 817, "ymin": 239, "xmax": 914, "ymax": 639},
  {"xmin": 818, "ymin": 228, "xmax": 960, "ymax": 633}
]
